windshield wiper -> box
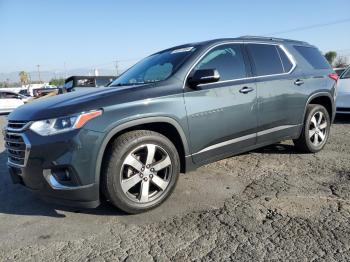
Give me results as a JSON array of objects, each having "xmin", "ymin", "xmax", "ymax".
[
  {"xmin": 109, "ymin": 83, "xmax": 135, "ymax": 87},
  {"xmin": 110, "ymin": 81, "xmax": 158, "ymax": 87}
]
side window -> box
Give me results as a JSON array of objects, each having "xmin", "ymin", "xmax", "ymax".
[
  {"xmin": 247, "ymin": 44, "xmax": 284, "ymax": 76},
  {"xmin": 195, "ymin": 44, "xmax": 247, "ymax": 81},
  {"xmin": 3, "ymin": 92, "xmax": 18, "ymax": 99},
  {"xmin": 294, "ymin": 46, "xmax": 331, "ymax": 70}
]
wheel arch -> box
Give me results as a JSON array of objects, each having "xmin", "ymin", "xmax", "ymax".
[
  {"xmin": 95, "ymin": 117, "xmax": 191, "ymax": 186},
  {"xmin": 304, "ymin": 92, "xmax": 335, "ymax": 123}
]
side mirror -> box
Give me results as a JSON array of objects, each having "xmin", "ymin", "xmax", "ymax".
[{"xmin": 188, "ymin": 69, "xmax": 220, "ymax": 87}]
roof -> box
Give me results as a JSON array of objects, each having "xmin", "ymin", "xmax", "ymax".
[{"xmin": 156, "ymin": 36, "xmax": 311, "ymax": 55}]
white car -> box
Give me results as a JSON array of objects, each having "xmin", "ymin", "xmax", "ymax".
[
  {"xmin": 336, "ymin": 67, "xmax": 350, "ymax": 114},
  {"xmin": 0, "ymin": 91, "xmax": 29, "ymax": 114}
]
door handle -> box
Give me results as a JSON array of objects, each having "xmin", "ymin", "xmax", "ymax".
[
  {"xmin": 239, "ymin": 86, "xmax": 254, "ymax": 94},
  {"xmin": 294, "ymin": 79, "xmax": 304, "ymax": 86}
]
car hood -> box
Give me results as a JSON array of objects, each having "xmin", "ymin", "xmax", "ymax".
[{"xmin": 8, "ymin": 85, "xmax": 152, "ymax": 121}]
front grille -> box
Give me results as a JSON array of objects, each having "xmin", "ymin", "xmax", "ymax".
[
  {"xmin": 4, "ymin": 132, "xmax": 30, "ymax": 167},
  {"xmin": 6, "ymin": 120, "xmax": 30, "ymax": 132}
]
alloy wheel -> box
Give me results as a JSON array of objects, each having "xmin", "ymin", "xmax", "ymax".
[
  {"xmin": 309, "ymin": 111, "xmax": 328, "ymax": 146},
  {"xmin": 120, "ymin": 144, "xmax": 172, "ymax": 203}
]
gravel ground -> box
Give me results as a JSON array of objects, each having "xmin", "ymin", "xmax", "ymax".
[{"xmin": 1, "ymin": 115, "xmax": 350, "ymax": 261}]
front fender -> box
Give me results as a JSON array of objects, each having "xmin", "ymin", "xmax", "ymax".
[{"xmin": 93, "ymin": 116, "xmax": 191, "ymax": 185}]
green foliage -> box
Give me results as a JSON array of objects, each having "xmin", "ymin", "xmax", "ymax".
[
  {"xmin": 18, "ymin": 71, "xmax": 29, "ymax": 85},
  {"xmin": 324, "ymin": 51, "xmax": 337, "ymax": 66},
  {"xmin": 49, "ymin": 78, "xmax": 65, "ymax": 86}
]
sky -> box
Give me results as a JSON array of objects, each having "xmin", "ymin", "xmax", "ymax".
[{"xmin": 0, "ymin": 0, "xmax": 350, "ymax": 80}]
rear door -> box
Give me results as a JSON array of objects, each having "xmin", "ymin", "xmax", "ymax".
[
  {"xmin": 184, "ymin": 43, "xmax": 258, "ymax": 164},
  {"xmin": 245, "ymin": 43, "xmax": 305, "ymax": 144}
]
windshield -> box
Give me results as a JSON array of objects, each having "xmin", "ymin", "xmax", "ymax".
[
  {"xmin": 341, "ymin": 68, "xmax": 350, "ymax": 79},
  {"xmin": 110, "ymin": 47, "xmax": 197, "ymax": 86}
]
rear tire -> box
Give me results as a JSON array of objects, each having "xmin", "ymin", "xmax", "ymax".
[
  {"xmin": 102, "ymin": 130, "xmax": 180, "ymax": 214},
  {"xmin": 293, "ymin": 104, "xmax": 330, "ymax": 153}
]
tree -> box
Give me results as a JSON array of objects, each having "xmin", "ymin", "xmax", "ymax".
[
  {"xmin": 334, "ymin": 56, "xmax": 349, "ymax": 68},
  {"xmin": 325, "ymin": 51, "xmax": 337, "ymax": 66},
  {"xmin": 18, "ymin": 71, "xmax": 29, "ymax": 86},
  {"xmin": 49, "ymin": 78, "xmax": 65, "ymax": 86}
]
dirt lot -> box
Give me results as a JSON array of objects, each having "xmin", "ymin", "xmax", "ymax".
[{"xmin": 1, "ymin": 115, "xmax": 350, "ymax": 261}]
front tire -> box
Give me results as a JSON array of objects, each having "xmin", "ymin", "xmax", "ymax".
[
  {"xmin": 102, "ymin": 130, "xmax": 180, "ymax": 214},
  {"xmin": 293, "ymin": 104, "xmax": 331, "ymax": 153}
]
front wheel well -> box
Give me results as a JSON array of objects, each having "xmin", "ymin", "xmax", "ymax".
[
  {"xmin": 308, "ymin": 96, "xmax": 333, "ymax": 119},
  {"xmin": 102, "ymin": 122, "xmax": 187, "ymax": 173}
]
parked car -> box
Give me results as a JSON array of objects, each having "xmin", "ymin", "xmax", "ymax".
[
  {"xmin": 18, "ymin": 89, "xmax": 31, "ymax": 97},
  {"xmin": 33, "ymin": 85, "xmax": 58, "ymax": 97},
  {"xmin": 336, "ymin": 66, "xmax": 350, "ymax": 114},
  {"xmin": 5, "ymin": 36, "xmax": 337, "ymax": 213},
  {"xmin": 0, "ymin": 91, "xmax": 29, "ymax": 113},
  {"xmin": 334, "ymin": 67, "xmax": 347, "ymax": 77},
  {"xmin": 60, "ymin": 76, "xmax": 116, "ymax": 93}
]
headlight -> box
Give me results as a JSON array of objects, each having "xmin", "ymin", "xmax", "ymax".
[{"xmin": 29, "ymin": 110, "xmax": 102, "ymax": 136}]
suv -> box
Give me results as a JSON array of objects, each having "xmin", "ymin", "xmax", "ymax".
[{"xmin": 5, "ymin": 36, "xmax": 337, "ymax": 213}]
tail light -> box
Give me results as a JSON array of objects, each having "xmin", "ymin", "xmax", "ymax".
[{"xmin": 328, "ymin": 73, "xmax": 339, "ymax": 83}]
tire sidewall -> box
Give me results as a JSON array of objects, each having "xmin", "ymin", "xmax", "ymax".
[{"xmin": 107, "ymin": 132, "xmax": 180, "ymax": 213}]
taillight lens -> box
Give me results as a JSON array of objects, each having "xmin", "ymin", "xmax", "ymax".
[{"xmin": 328, "ymin": 73, "xmax": 339, "ymax": 83}]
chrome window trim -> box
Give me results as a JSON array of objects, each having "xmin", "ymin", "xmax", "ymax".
[
  {"xmin": 191, "ymin": 124, "xmax": 299, "ymax": 156},
  {"xmin": 183, "ymin": 41, "xmax": 297, "ymax": 89}
]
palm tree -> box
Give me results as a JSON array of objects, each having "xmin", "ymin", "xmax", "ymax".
[{"xmin": 19, "ymin": 71, "xmax": 29, "ymax": 86}]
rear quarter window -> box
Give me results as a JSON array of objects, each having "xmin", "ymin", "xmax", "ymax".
[
  {"xmin": 294, "ymin": 46, "xmax": 331, "ymax": 70},
  {"xmin": 246, "ymin": 44, "xmax": 284, "ymax": 76}
]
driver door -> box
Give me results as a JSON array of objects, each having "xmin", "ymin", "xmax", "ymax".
[{"xmin": 184, "ymin": 43, "xmax": 258, "ymax": 164}]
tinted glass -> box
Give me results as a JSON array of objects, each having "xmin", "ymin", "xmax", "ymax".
[
  {"xmin": 335, "ymin": 69, "xmax": 346, "ymax": 76},
  {"xmin": 110, "ymin": 47, "xmax": 197, "ymax": 86},
  {"xmin": 277, "ymin": 46, "xmax": 293, "ymax": 72},
  {"xmin": 96, "ymin": 78, "xmax": 114, "ymax": 87},
  {"xmin": 3, "ymin": 92, "xmax": 18, "ymax": 99},
  {"xmin": 247, "ymin": 44, "xmax": 284, "ymax": 76},
  {"xmin": 341, "ymin": 68, "xmax": 350, "ymax": 79},
  {"xmin": 195, "ymin": 44, "xmax": 246, "ymax": 81},
  {"xmin": 294, "ymin": 46, "xmax": 331, "ymax": 69},
  {"xmin": 64, "ymin": 80, "xmax": 73, "ymax": 88}
]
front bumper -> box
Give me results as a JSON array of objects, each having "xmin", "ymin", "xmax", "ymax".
[{"xmin": 5, "ymin": 127, "xmax": 104, "ymax": 208}]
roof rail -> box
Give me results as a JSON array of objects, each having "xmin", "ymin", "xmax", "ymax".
[
  {"xmin": 240, "ymin": 35, "xmax": 285, "ymax": 41},
  {"xmin": 240, "ymin": 35, "xmax": 309, "ymax": 45}
]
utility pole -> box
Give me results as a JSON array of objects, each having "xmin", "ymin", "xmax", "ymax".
[
  {"xmin": 64, "ymin": 62, "xmax": 67, "ymax": 79},
  {"xmin": 37, "ymin": 64, "xmax": 41, "ymax": 83},
  {"xmin": 114, "ymin": 60, "xmax": 119, "ymax": 76}
]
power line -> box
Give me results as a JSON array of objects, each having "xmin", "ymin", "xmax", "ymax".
[{"xmin": 267, "ymin": 18, "xmax": 350, "ymax": 36}]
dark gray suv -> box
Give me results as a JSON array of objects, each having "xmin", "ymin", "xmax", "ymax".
[{"xmin": 5, "ymin": 36, "xmax": 337, "ymax": 213}]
